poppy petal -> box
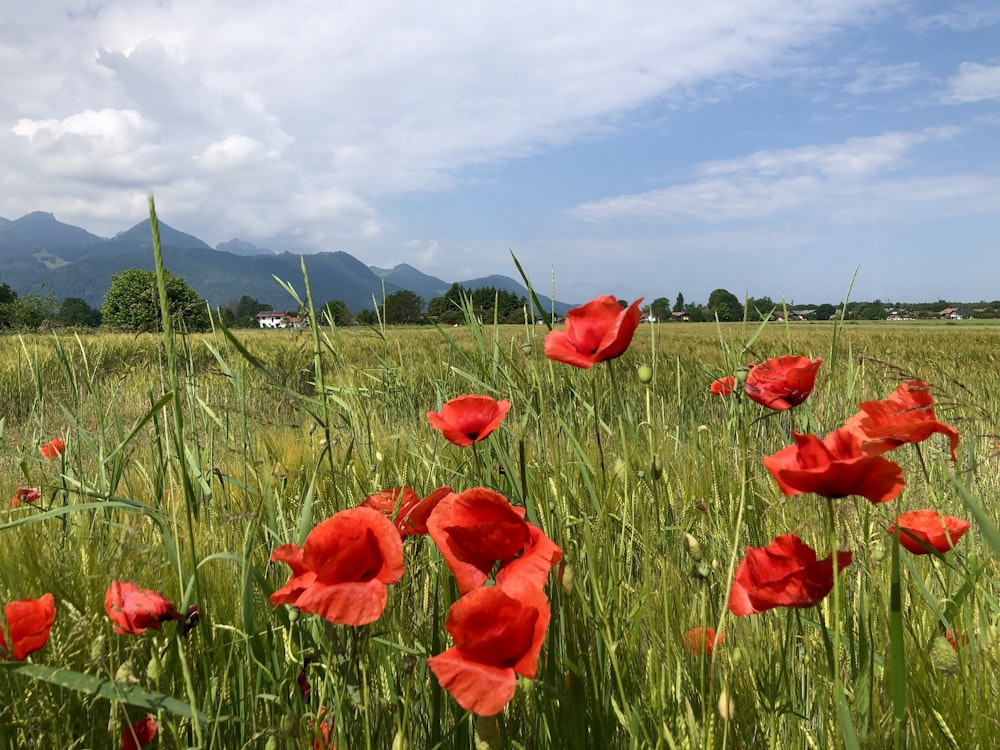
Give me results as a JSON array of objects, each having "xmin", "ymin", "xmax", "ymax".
[{"xmin": 427, "ymin": 647, "xmax": 517, "ymax": 716}]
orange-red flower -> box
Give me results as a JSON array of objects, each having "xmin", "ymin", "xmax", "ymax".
[
  {"xmin": 361, "ymin": 485, "xmax": 452, "ymax": 538},
  {"xmin": 104, "ymin": 581, "xmax": 181, "ymax": 635},
  {"xmin": 270, "ymin": 507, "xmax": 405, "ymax": 626},
  {"xmin": 844, "ymin": 381, "xmax": 960, "ymax": 462},
  {"xmin": 684, "ymin": 627, "xmax": 724, "ymax": 655},
  {"xmin": 888, "ymin": 510, "xmax": 970, "ymax": 555},
  {"xmin": 427, "ymin": 395, "xmax": 511, "ymax": 447},
  {"xmin": 763, "ymin": 428, "xmax": 905, "ymax": 504},
  {"xmin": 729, "ymin": 534, "xmax": 852, "ymax": 616},
  {"xmin": 121, "ymin": 715, "xmax": 157, "ymax": 750},
  {"xmin": 544, "ymin": 295, "xmax": 643, "ymax": 368},
  {"xmin": 10, "ymin": 487, "xmax": 41, "ymax": 508},
  {"xmin": 0, "ymin": 593, "xmax": 56, "ymax": 661},
  {"xmin": 743, "ymin": 356, "xmax": 822, "ymax": 410},
  {"xmin": 427, "ymin": 488, "xmax": 561, "ymax": 594},
  {"xmin": 943, "ymin": 629, "xmax": 969, "ymax": 651},
  {"xmin": 39, "ymin": 438, "xmax": 64, "ymax": 458},
  {"xmin": 710, "ymin": 376, "xmax": 736, "ymax": 396},
  {"xmin": 427, "ymin": 579, "xmax": 551, "ymax": 716}
]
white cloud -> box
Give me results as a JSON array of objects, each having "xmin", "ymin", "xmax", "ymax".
[
  {"xmin": 0, "ymin": 0, "xmax": 892, "ymax": 244},
  {"xmin": 909, "ymin": 5, "xmax": 1000, "ymax": 32},
  {"xmin": 943, "ymin": 62, "xmax": 1000, "ymax": 103},
  {"xmin": 568, "ymin": 127, "xmax": 993, "ymax": 226},
  {"xmin": 845, "ymin": 62, "xmax": 926, "ymax": 95}
]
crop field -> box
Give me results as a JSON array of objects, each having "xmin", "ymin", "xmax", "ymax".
[{"xmin": 1, "ymin": 302, "xmax": 999, "ymax": 748}]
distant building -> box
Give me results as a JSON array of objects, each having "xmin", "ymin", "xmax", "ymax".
[{"xmin": 256, "ymin": 311, "xmax": 307, "ymax": 328}]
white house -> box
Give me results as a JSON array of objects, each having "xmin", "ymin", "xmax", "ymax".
[{"xmin": 256, "ymin": 311, "xmax": 307, "ymax": 329}]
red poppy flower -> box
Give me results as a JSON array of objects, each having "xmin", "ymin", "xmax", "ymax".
[
  {"xmin": 361, "ymin": 485, "xmax": 452, "ymax": 538},
  {"xmin": 270, "ymin": 506, "xmax": 405, "ymax": 626},
  {"xmin": 10, "ymin": 487, "xmax": 41, "ymax": 508},
  {"xmin": 729, "ymin": 534, "xmax": 852, "ymax": 616},
  {"xmin": 710, "ymin": 376, "xmax": 736, "ymax": 396},
  {"xmin": 0, "ymin": 592, "xmax": 56, "ymax": 661},
  {"xmin": 684, "ymin": 627, "xmax": 724, "ymax": 655},
  {"xmin": 763, "ymin": 428, "xmax": 905, "ymax": 504},
  {"xmin": 544, "ymin": 295, "xmax": 643, "ymax": 368},
  {"xmin": 888, "ymin": 510, "xmax": 970, "ymax": 555},
  {"xmin": 743, "ymin": 356, "xmax": 822, "ymax": 410},
  {"xmin": 39, "ymin": 437, "xmax": 65, "ymax": 458},
  {"xmin": 427, "ymin": 395, "xmax": 511, "ymax": 447},
  {"xmin": 121, "ymin": 715, "xmax": 157, "ymax": 750},
  {"xmin": 428, "ymin": 488, "xmax": 560, "ymax": 594},
  {"xmin": 310, "ymin": 708, "xmax": 336, "ymax": 750},
  {"xmin": 844, "ymin": 381, "xmax": 960, "ymax": 462},
  {"xmin": 427, "ymin": 579, "xmax": 551, "ymax": 716},
  {"xmin": 943, "ymin": 629, "xmax": 969, "ymax": 651},
  {"xmin": 104, "ymin": 581, "xmax": 181, "ymax": 635}
]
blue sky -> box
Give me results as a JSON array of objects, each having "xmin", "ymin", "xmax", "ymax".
[{"xmin": 2, "ymin": 0, "xmax": 999, "ymax": 305}]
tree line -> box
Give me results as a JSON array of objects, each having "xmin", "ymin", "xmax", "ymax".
[{"xmin": 4, "ymin": 271, "xmax": 999, "ymax": 332}]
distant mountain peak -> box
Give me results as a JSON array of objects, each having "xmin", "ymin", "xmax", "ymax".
[{"xmin": 217, "ymin": 238, "xmax": 276, "ymax": 256}]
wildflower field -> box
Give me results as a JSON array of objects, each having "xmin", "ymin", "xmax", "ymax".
[{"xmin": 2, "ymin": 249, "xmax": 1000, "ymax": 748}]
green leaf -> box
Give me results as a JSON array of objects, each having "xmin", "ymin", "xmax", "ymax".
[{"xmin": 6, "ymin": 663, "xmax": 208, "ymax": 722}]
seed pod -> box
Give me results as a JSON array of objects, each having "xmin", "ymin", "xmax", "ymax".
[
  {"xmin": 718, "ymin": 688, "xmax": 736, "ymax": 721},
  {"xmin": 683, "ymin": 533, "xmax": 703, "ymax": 561},
  {"xmin": 930, "ymin": 636, "xmax": 960, "ymax": 675},
  {"xmin": 637, "ymin": 365, "xmax": 653, "ymax": 384},
  {"xmin": 559, "ymin": 561, "xmax": 575, "ymax": 594}
]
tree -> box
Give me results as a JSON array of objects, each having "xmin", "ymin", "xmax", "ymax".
[
  {"xmin": 650, "ymin": 297, "xmax": 671, "ymax": 322},
  {"xmin": 811, "ymin": 303, "xmax": 837, "ymax": 320},
  {"xmin": 234, "ymin": 295, "xmax": 272, "ymax": 327},
  {"xmin": 383, "ymin": 290, "xmax": 424, "ymax": 324},
  {"xmin": 356, "ymin": 309, "xmax": 379, "ymax": 326},
  {"xmin": 427, "ymin": 283, "xmax": 466, "ymax": 324},
  {"xmin": 0, "ymin": 283, "xmax": 17, "ymax": 328},
  {"xmin": 58, "ymin": 297, "xmax": 101, "ymax": 327},
  {"xmin": 707, "ymin": 288, "xmax": 743, "ymax": 322},
  {"xmin": 857, "ymin": 304, "xmax": 886, "ymax": 320},
  {"xmin": 320, "ymin": 299, "xmax": 353, "ymax": 327},
  {"xmin": 673, "ymin": 292, "xmax": 685, "ymax": 313},
  {"xmin": 101, "ymin": 268, "xmax": 210, "ymax": 332},
  {"xmin": 12, "ymin": 293, "xmax": 59, "ymax": 329}
]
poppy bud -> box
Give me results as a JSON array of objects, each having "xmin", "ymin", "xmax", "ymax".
[
  {"xmin": 650, "ymin": 454, "xmax": 663, "ymax": 480},
  {"xmin": 392, "ymin": 729, "xmax": 408, "ymax": 750},
  {"xmin": 930, "ymin": 636, "xmax": 960, "ymax": 675},
  {"xmin": 731, "ymin": 646, "xmax": 745, "ymax": 665},
  {"xmin": 718, "ymin": 689, "xmax": 736, "ymax": 721},
  {"xmin": 520, "ymin": 343, "xmax": 533, "ymax": 356},
  {"xmin": 558, "ymin": 561, "xmax": 575, "ymax": 594},
  {"xmin": 871, "ymin": 543, "xmax": 886, "ymax": 562},
  {"xmin": 115, "ymin": 661, "xmax": 139, "ymax": 685},
  {"xmin": 683, "ymin": 533, "xmax": 703, "ymax": 561},
  {"xmin": 735, "ymin": 366, "xmax": 753, "ymax": 386},
  {"xmin": 692, "ymin": 562, "xmax": 711, "ymax": 580},
  {"xmin": 637, "ymin": 365, "xmax": 653, "ymax": 384}
]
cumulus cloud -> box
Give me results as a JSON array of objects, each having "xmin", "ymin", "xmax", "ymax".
[
  {"xmin": 943, "ymin": 62, "xmax": 1000, "ymax": 103},
  {"xmin": 0, "ymin": 0, "xmax": 892, "ymax": 245}
]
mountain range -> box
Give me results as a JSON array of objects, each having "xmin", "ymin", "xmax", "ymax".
[{"xmin": 0, "ymin": 211, "xmax": 572, "ymax": 316}]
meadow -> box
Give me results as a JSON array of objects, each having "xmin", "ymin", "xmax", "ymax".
[{"xmin": 1, "ymin": 287, "xmax": 999, "ymax": 748}]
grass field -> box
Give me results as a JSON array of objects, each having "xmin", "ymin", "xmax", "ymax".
[{"xmin": 1, "ymin": 298, "xmax": 999, "ymax": 748}]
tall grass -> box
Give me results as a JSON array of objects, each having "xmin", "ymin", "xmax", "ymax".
[{"xmin": 1, "ymin": 238, "xmax": 999, "ymax": 747}]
